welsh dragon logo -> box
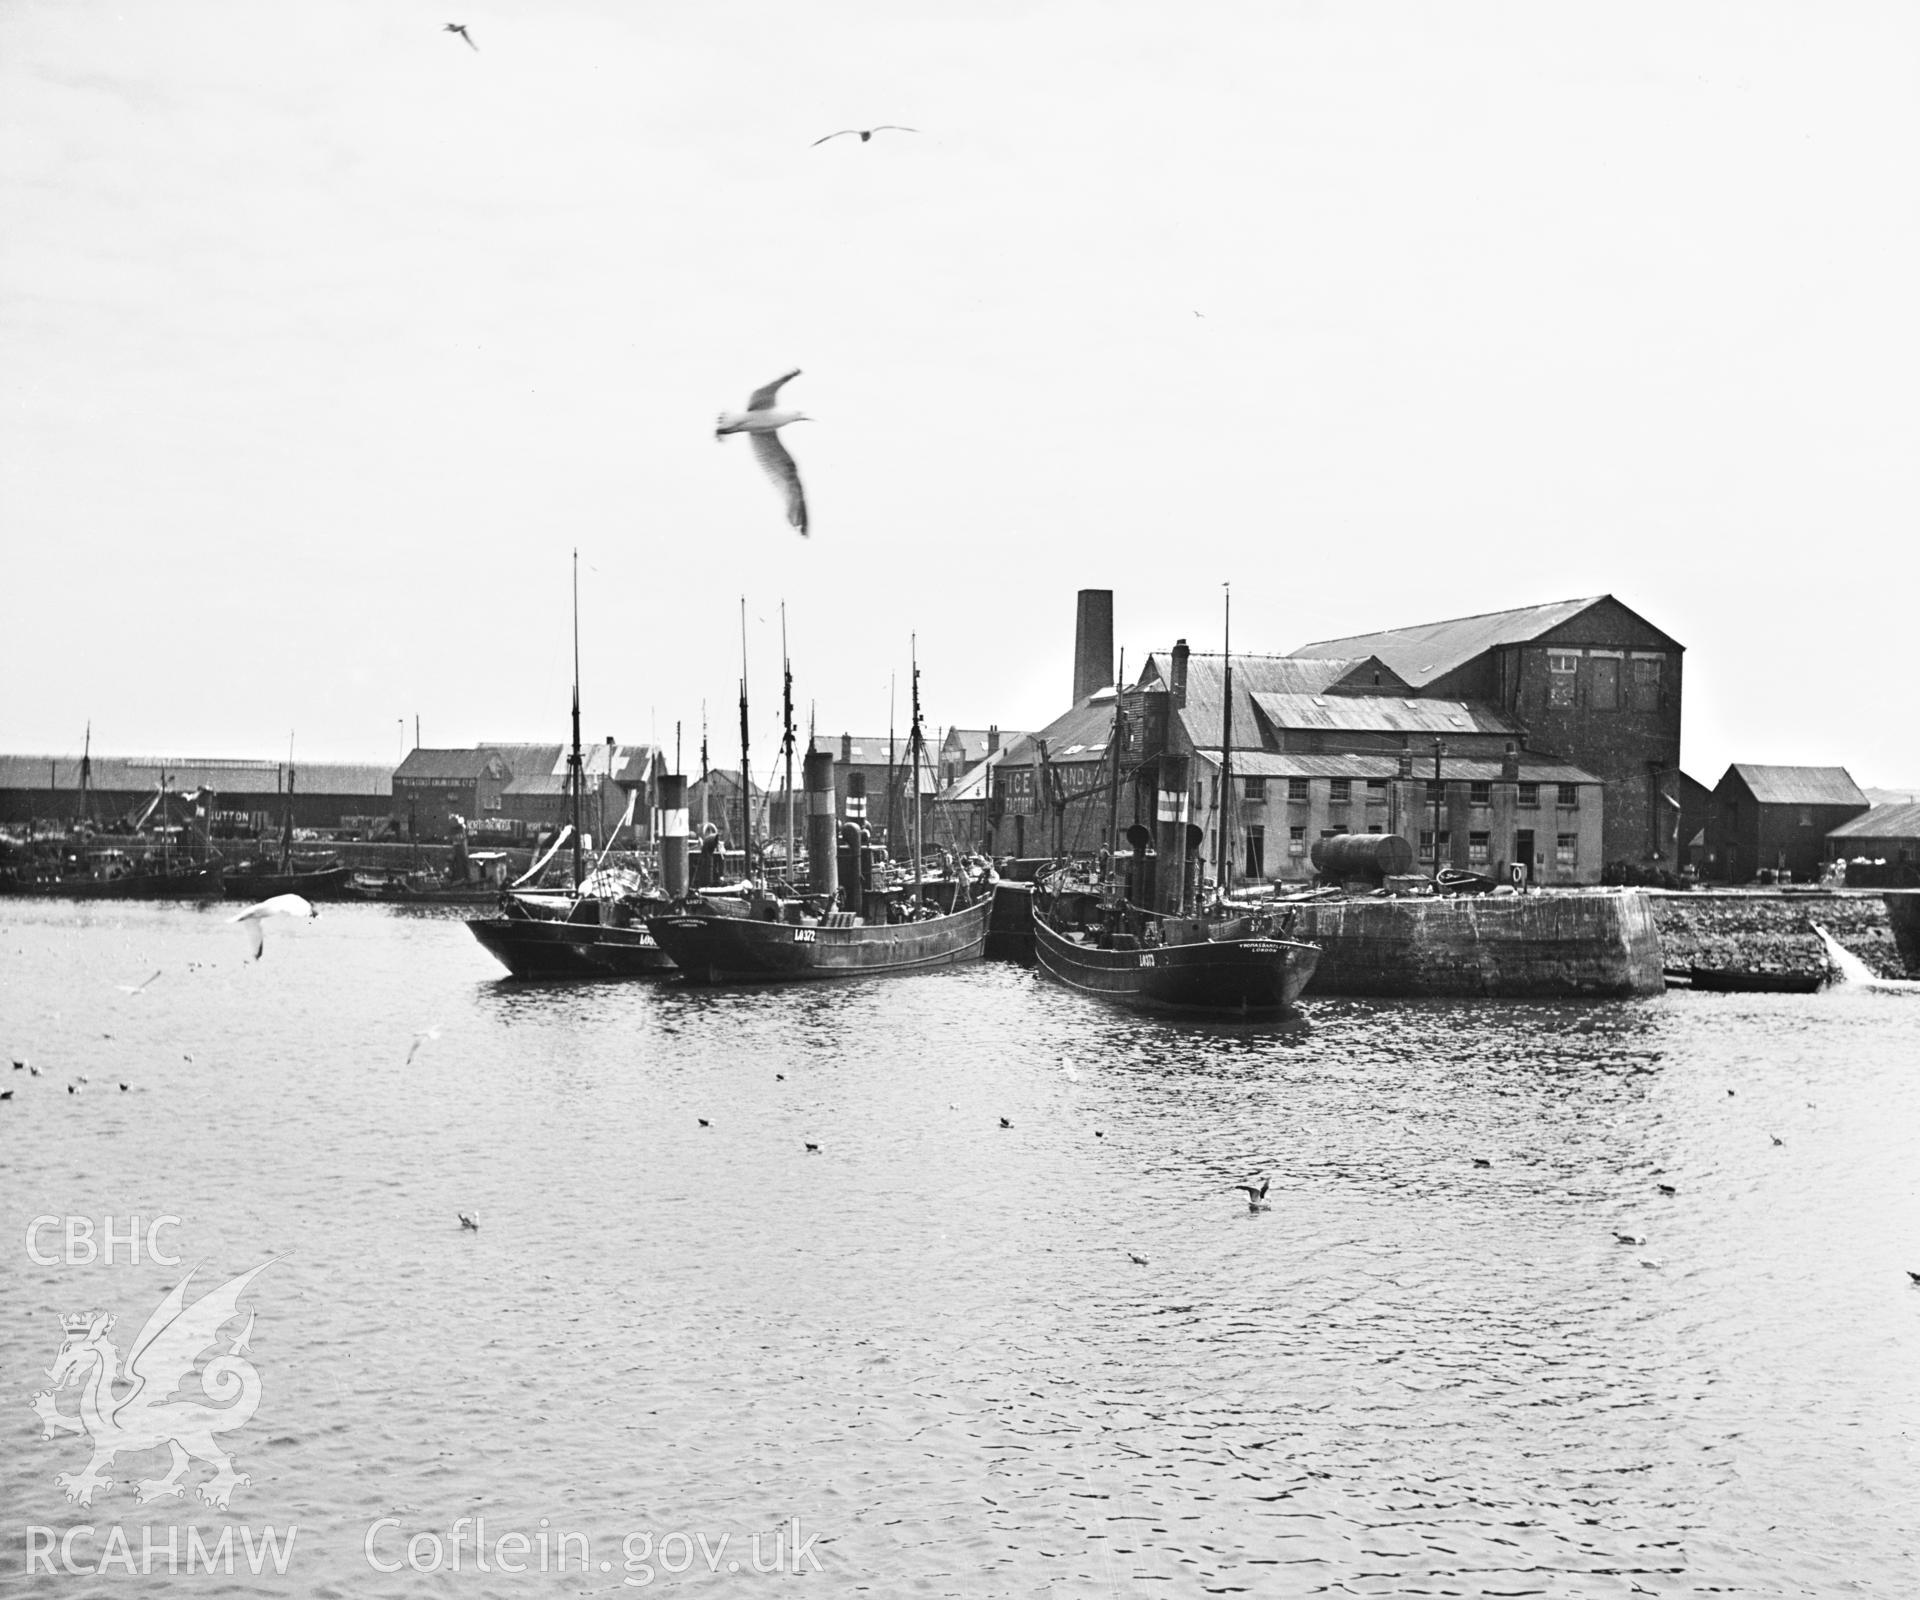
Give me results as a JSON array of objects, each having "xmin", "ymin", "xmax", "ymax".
[{"xmin": 32, "ymin": 1259, "xmax": 275, "ymax": 1510}]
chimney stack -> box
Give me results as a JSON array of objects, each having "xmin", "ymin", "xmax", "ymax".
[
  {"xmin": 987, "ymin": 725, "xmax": 999, "ymax": 754},
  {"xmin": 1072, "ymin": 590, "xmax": 1114, "ymax": 705},
  {"xmin": 1502, "ymin": 740, "xmax": 1520, "ymax": 782},
  {"xmin": 1170, "ymin": 639, "xmax": 1190, "ymax": 710}
]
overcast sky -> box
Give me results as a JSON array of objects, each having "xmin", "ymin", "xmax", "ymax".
[{"xmin": 4, "ymin": 1, "xmax": 1914, "ymax": 788}]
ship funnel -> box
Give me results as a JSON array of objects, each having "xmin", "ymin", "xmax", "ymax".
[
  {"xmin": 804, "ymin": 748, "xmax": 839, "ymax": 907},
  {"xmin": 658, "ymin": 773, "xmax": 689, "ymax": 901}
]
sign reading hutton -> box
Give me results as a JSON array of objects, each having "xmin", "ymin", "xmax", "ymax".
[{"xmin": 32, "ymin": 1258, "xmax": 276, "ymax": 1511}]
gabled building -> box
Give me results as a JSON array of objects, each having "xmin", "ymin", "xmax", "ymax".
[
  {"xmin": 1132, "ymin": 643, "xmax": 1603, "ymax": 885},
  {"xmin": 1827, "ymin": 801, "xmax": 1920, "ymax": 886},
  {"xmin": 392, "ymin": 748, "xmax": 511, "ymax": 841},
  {"xmin": 1706, "ymin": 764, "xmax": 1869, "ymax": 883},
  {"xmin": 0, "ymin": 753, "xmax": 392, "ymax": 835},
  {"xmin": 1293, "ymin": 595, "xmax": 1685, "ymax": 872},
  {"xmin": 482, "ymin": 740, "xmax": 664, "ymax": 846}
]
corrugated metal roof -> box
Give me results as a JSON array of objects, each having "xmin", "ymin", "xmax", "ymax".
[
  {"xmin": 0, "ymin": 753, "xmax": 391, "ymax": 797},
  {"xmin": 1826, "ymin": 801, "xmax": 1920, "ymax": 838},
  {"xmin": 998, "ymin": 694, "xmax": 1120, "ymax": 771},
  {"xmin": 1290, "ymin": 597, "xmax": 1609, "ymax": 688},
  {"xmin": 1730, "ymin": 764, "xmax": 1868, "ymax": 808},
  {"xmin": 1249, "ymin": 692, "xmax": 1520, "ymax": 737},
  {"xmin": 1189, "ymin": 749, "xmax": 1598, "ymax": 784},
  {"xmin": 396, "ymin": 748, "xmax": 508, "ymax": 781}
]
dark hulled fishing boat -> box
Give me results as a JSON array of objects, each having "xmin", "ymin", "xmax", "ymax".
[
  {"xmin": 646, "ymin": 641, "xmax": 993, "ymax": 985},
  {"xmin": 219, "ymin": 746, "xmax": 352, "ymax": 900},
  {"xmin": 1031, "ymin": 901, "xmax": 1319, "ymax": 1014},
  {"xmin": 466, "ymin": 552, "xmax": 676, "ymax": 980}
]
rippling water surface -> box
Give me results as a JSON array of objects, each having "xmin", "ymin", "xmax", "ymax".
[{"xmin": 2, "ymin": 900, "xmax": 1917, "ymax": 1597}]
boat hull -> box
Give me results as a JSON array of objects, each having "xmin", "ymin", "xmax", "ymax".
[
  {"xmin": 646, "ymin": 897, "xmax": 991, "ymax": 984},
  {"xmin": 1032, "ymin": 914, "xmax": 1320, "ymax": 1016},
  {"xmin": 467, "ymin": 915, "xmax": 675, "ymax": 979},
  {"xmin": 0, "ymin": 865, "xmax": 222, "ymax": 900},
  {"xmin": 222, "ymin": 865, "xmax": 353, "ymax": 901}
]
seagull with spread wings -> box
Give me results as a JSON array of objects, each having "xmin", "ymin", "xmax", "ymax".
[
  {"xmin": 229, "ymin": 894, "xmax": 317, "ymax": 961},
  {"xmin": 813, "ymin": 126, "xmax": 916, "ymax": 146},
  {"xmin": 716, "ymin": 370, "xmax": 810, "ymax": 536},
  {"xmin": 444, "ymin": 22, "xmax": 478, "ymax": 49}
]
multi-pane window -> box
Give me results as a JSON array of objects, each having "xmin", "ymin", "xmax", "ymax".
[
  {"xmin": 1548, "ymin": 651, "xmax": 1578, "ymax": 708},
  {"xmin": 1245, "ymin": 824, "xmax": 1265, "ymax": 879},
  {"xmin": 1330, "ymin": 778, "xmax": 1351, "ymax": 802},
  {"xmin": 1590, "ymin": 655, "xmax": 1621, "ymax": 711},
  {"xmin": 1517, "ymin": 782, "xmax": 1539, "ymax": 808},
  {"xmin": 1366, "ymin": 823, "xmax": 1383, "ymax": 834},
  {"xmin": 1287, "ymin": 778, "xmax": 1309, "ymax": 802},
  {"xmin": 1288, "ymin": 826, "xmax": 1307, "ymax": 858},
  {"xmin": 1419, "ymin": 830, "xmax": 1450, "ymax": 861},
  {"xmin": 1469, "ymin": 780, "xmax": 1491, "ymax": 805},
  {"xmin": 1631, "ymin": 654, "xmax": 1663, "ymax": 712},
  {"xmin": 1243, "ymin": 777, "xmax": 1266, "ymax": 803},
  {"xmin": 1557, "ymin": 784, "xmax": 1579, "ymax": 808},
  {"xmin": 1425, "ymin": 778, "xmax": 1444, "ymax": 801},
  {"xmin": 1468, "ymin": 831, "xmax": 1490, "ymax": 866},
  {"xmin": 1555, "ymin": 833, "xmax": 1577, "ymax": 867},
  {"xmin": 1366, "ymin": 778, "xmax": 1388, "ymax": 801}
]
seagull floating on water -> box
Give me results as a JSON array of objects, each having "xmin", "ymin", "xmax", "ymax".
[
  {"xmin": 1614, "ymin": 1231, "xmax": 1647, "ymax": 1246},
  {"xmin": 1656, "ymin": 1183, "xmax": 1678, "ymax": 1197},
  {"xmin": 458, "ymin": 1212, "xmax": 479, "ymax": 1231},
  {"xmin": 999, "ymin": 1117, "xmax": 1012, "ymax": 1129},
  {"xmin": 117, "ymin": 970, "xmax": 162, "ymax": 995},
  {"xmin": 444, "ymin": 22, "xmax": 477, "ymax": 49},
  {"xmin": 716, "ymin": 370, "xmax": 809, "ymax": 536},
  {"xmin": 1127, "ymin": 1252, "xmax": 1148, "ymax": 1266},
  {"xmin": 1235, "ymin": 1175, "xmax": 1271, "ymax": 1212},
  {"xmin": 804, "ymin": 1142, "xmax": 820, "ymax": 1154},
  {"xmin": 812, "ymin": 125, "xmax": 916, "ymax": 146},
  {"xmin": 230, "ymin": 894, "xmax": 317, "ymax": 961}
]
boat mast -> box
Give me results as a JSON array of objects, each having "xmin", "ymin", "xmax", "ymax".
[
  {"xmin": 909, "ymin": 637, "xmax": 923, "ymax": 906},
  {"xmin": 1217, "ymin": 582, "xmax": 1233, "ymax": 901},
  {"xmin": 781, "ymin": 603, "xmax": 794, "ymax": 879},
  {"xmin": 569, "ymin": 548, "xmax": 584, "ymax": 892},
  {"xmin": 1106, "ymin": 651, "xmax": 1125, "ymax": 871},
  {"xmin": 79, "ymin": 722, "xmax": 92, "ymax": 834},
  {"xmin": 738, "ymin": 596, "xmax": 751, "ymax": 874},
  {"xmin": 283, "ymin": 731, "xmax": 296, "ymax": 875}
]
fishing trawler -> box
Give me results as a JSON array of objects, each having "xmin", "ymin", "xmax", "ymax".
[
  {"xmin": 466, "ymin": 554, "xmax": 674, "ymax": 980},
  {"xmin": 647, "ymin": 637, "xmax": 993, "ymax": 984}
]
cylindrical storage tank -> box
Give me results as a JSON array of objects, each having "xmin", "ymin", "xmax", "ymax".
[
  {"xmin": 1310, "ymin": 832, "xmax": 1415, "ymax": 881},
  {"xmin": 658, "ymin": 774, "xmax": 689, "ymax": 900},
  {"xmin": 804, "ymin": 748, "xmax": 839, "ymax": 906}
]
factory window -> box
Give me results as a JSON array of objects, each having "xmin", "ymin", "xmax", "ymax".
[
  {"xmin": 1469, "ymin": 781, "xmax": 1491, "ymax": 805},
  {"xmin": 1419, "ymin": 830, "xmax": 1450, "ymax": 861},
  {"xmin": 1549, "ymin": 652, "xmax": 1578, "ymax": 708},
  {"xmin": 1556, "ymin": 833, "xmax": 1578, "ymax": 867},
  {"xmin": 1591, "ymin": 655, "xmax": 1621, "ymax": 711},
  {"xmin": 1288, "ymin": 826, "xmax": 1307, "ymax": 857},
  {"xmin": 1517, "ymin": 782, "xmax": 1539, "ymax": 807},
  {"xmin": 1330, "ymin": 778, "xmax": 1351, "ymax": 802},
  {"xmin": 1210, "ymin": 774, "xmax": 1218, "ymax": 808},
  {"xmin": 1321, "ymin": 827, "xmax": 1342, "ymax": 840},
  {"xmin": 1468, "ymin": 831, "xmax": 1490, "ymax": 865},
  {"xmin": 1287, "ymin": 778, "xmax": 1309, "ymax": 802},
  {"xmin": 1798, "ymin": 807, "xmax": 1814, "ymax": 828},
  {"xmin": 1425, "ymin": 778, "xmax": 1444, "ymax": 801},
  {"xmin": 1557, "ymin": 784, "xmax": 1579, "ymax": 808},
  {"xmin": 1243, "ymin": 777, "xmax": 1266, "ymax": 803},
  {"xmin": 1631, "ymin": 654, "xmax": 1664, "ymax": 711},
  {"xmin": 1366, "ymin": 779, "xmax": 1388, "ymax": 801},
  {"xmin": 1245, "ymin": 824, "xmax": 1265, "ymax": 879},
  {"xmin": 1366, "ymin": 823, "xmax": 1383, "ymax": 834}
]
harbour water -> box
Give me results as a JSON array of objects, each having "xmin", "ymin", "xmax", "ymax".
[{"xmin": 2, "ymin": 899, "xmax": 1917, "ymax": 1596}]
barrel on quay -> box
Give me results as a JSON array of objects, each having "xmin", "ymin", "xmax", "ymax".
[{"xmin": 1287, "ymin": 888, "xmax": 1665, "ymax": 999}]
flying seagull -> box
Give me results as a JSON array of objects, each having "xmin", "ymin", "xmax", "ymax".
[
  {"xmin": 716, "ymin": 370, "xmax": 809, "ymax": 535},
  {"xmin": 229, "ymin": 893, "xmax": 317, "ymax": 961},
  {"xmin": 812, "ymin": 125, "xmax": 916, "ymax": 146},
  {"xmin": 406, "ymin": 1026, "xmax": 442, "ymax": 1066},
  {"xmin": 444, "ymin": 22, "xmax": 478, "ymax": 49},
  {"xmin": 116, "ymin": 970, "xmax": 162, "ymax": 995},
  {"xmin": 1235, "ymin": 1175, "xmax": 1271, "ymax": 1210},
  {"xmin": 458, "ymin": 1212, "xmax": 480, "ymax": 1231}
]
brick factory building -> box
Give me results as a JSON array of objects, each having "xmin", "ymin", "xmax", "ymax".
[{"xmin": 0, "ymin": 752, "xmax": 391, "ymax": 836}]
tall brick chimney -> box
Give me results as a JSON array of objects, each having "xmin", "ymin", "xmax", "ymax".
[
  {"xmin": 1073, "ymin": 590, "xmax": 1114, "ymax": 705},
  {"xmin": 987, "ymin": 725, "xmax": 1000, "ymax": 754},
  {"xmin": 1169, "ymin": 639, "xmax": 1190, "ymax": 710},
  {"xmin": 1502, "ymin": 740, "xmax": 1520, "ymax": 781}
]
